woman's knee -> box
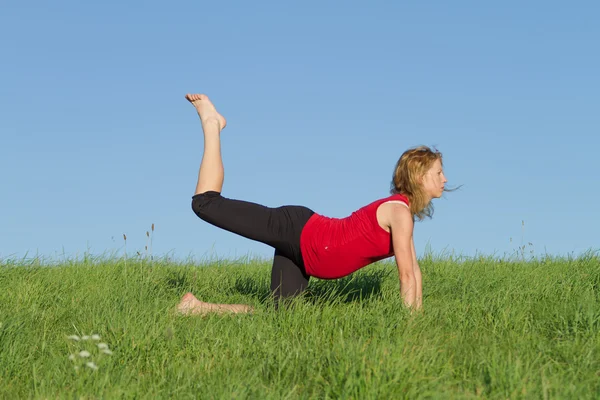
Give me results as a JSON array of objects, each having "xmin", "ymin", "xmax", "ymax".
[
  {"xmin": 191, "ymin": 191, "xmax": 222, "ymax": 220},
  {"xmin": 271, "ymin": 250, "xmax": 309, "ymax": 304}
]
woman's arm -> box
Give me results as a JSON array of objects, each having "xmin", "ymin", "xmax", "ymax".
[
  {"xmin": 411, "ymin": 237, "xmax": 422, "ymax": 308},
  {"xmin": 388, "ymin": 205, "xmax": 418, "ymax": 309}
]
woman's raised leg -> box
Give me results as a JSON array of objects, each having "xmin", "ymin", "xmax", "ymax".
[{"xmin": 186, "ymin": 93, "xmax": 314, "ymax": 258}]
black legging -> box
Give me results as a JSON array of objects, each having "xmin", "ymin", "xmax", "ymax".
[{"xmin": 191, "ymin": 191, "xmax": 315, "ymax": 303}]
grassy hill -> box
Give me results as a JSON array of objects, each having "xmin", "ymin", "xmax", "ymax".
[{"xmin": 1, "ymin": 253, "xmax": 599, "ymax": 399}]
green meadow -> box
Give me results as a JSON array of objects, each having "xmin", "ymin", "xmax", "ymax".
[{"xmin": 1, "ymin": 252, "xmax": 599, "ymax": 399}]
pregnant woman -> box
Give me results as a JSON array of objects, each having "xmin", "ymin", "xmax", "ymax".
[{"xmin": 177, "ymin": 93, "xmax": 449, "ymax": 315}]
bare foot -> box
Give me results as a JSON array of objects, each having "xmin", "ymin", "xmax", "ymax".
[
  {"xmin": 185, "ymin": 94, "xmax": 227, "ymax": 131},
  {"xmin": 176, "ymin": 292, "xmax": 254, "ymax": 316},
  {"xmin": 176, "ymin": 292, "xmax": 203, "ymax": 314}
]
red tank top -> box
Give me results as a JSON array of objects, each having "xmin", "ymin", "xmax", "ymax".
[{"xmin": 300, "ymin": 194, "xmax": 410, "ymax": 279}]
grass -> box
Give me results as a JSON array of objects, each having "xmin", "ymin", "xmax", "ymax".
[{"xmin": 0, "ymin": 252, "xmax": 599, "ymax": 399}]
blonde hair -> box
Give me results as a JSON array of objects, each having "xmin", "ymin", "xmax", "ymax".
[{"xmin": 390, "ymin": 145, "xmax": 444, "ymax": 221}]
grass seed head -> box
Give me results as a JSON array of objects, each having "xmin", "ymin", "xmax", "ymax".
[{"xmin": 86, "ymin": 362, "xmax": 98, "ymax": 370}]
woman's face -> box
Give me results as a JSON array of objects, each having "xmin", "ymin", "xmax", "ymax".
[{"xmin": 421, "ymin": 159, "xmax": 447, "ymax": 199}]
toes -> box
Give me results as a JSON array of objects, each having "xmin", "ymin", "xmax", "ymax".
[{"xmin": 184, "ymin": 93, "xmax": 210, "ymax": 102}]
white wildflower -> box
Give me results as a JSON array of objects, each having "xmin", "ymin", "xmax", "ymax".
[
  {"xmin": 101, "ymin": 349, "xmax": 113, "ymax": 355},
  {"xmin": 97, "ymin": 343, "xmax": 108, "ymax": 350},
  {"xmin": 68, "ymin": 354, "xmax": 76, "ymax": 361},
  {"xmin": 86, "ymin": 362, "xmax": 98, "ymax": 370},
  {"xmin": 91, "ymin": 334, "xmax": 101, "ymax": 341},
  {"xmin": 67, "ymin": 335, "xmax": 80, "ymax": 341},
  {"xmin": 74, "ymin": 366, "xmax": 79, "ymax": 371},
  {"xmin": 78, "ymin": 350, "xmax": 91, "ymax": 358},
  {"xmin": 81, "ymin": 335, "xmax": 90, "ymax": 341}
]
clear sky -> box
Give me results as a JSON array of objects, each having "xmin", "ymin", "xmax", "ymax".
[{"xmin": 1, "ymin": 1, "xmax": 598, "ymax": 262}]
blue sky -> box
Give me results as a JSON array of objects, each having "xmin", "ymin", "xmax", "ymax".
[{"xmin": 1, "ymin": 1, "xmax": 598, "ymax": 262}]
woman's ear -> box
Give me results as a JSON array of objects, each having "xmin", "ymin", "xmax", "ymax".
[{"xmin": 416, "ymin": 173, "xmax": 424, "ymax": 185}]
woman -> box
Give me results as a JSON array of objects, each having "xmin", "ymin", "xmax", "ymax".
[{"xmin": 177, "ymin": 94, "xmax": 448, "ymax": 315}]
